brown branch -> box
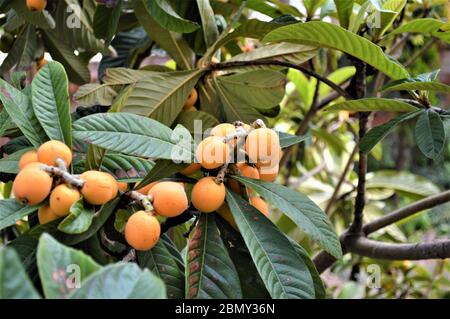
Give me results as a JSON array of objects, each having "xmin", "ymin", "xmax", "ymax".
[{"xmin": 404, "ymin": 38, "xmax": 438, "ymax": 67}]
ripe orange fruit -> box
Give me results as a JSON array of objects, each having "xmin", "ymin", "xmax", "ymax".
[
  {"xmin": 125, "ymin": 211, "xmax": 161, "ymax": 251},
  {"xmin": 249, "ymin": 196, "xmax": 269, "ymax": 217},
  {"xmin": 37, "ymin": 140, "xmax": 72, "ymax": 167},
  {"xmin": 258, "ymin": 164, "xmax": 279, "ymax": 182},
  {"xmin": 148, "ymin": 181, "xmax": 188, "ymax": 217},
  {"xmin": 191, "ymin": 177, "xmax": 225, "ymax": 213},
  {"xmin": 245, "ymin": 128, "xmax": 280, "ymax": 164},
  {"xmin": 13, "ymin": 165, "xmax": 52, "ymax": 205},
  {"xmin": 236, "ymin": 163, "xmax": 260, "ymax": 179},
  {"xmin": 80, "ymin": 171, "xmax": 116, "ymax": 205},
  {"xmin": 49, "ymin": 184, "xmax": 81, "ymax": 217},
  {"xmin": 26, "ymin": 0, "xmax": 47, "ymax": 12},
  {"xmin": 183, "ymin": 88, "xmax": 198, "ymax": 110},
  {"xmin": 226, "ymin": 178, "xmax": 243, "ymax": 195},
  {"xmin": 180, "ymin": 163, "xmax": 201, "ymax": 176},
  {"xmin": 210, "ymin": 123, "xmax": 236, "ymax": 138},
  {"xmin": 18, "ymin": 150, "xmax": 38, "ymax": 171},
  {"xmin": 117, "ymin": 182, "xmax": 128, "ymax": 192},
  {"xmin": 135, "ymin": 181, "xmax": 158, "ymax": 195},
  {"xmin": 195, "ymin": 136, "xmax": 230, "ymax": 170},
  {"xmin": 38, "ymin": 205, "xmax": 59, "ymax": 224}
]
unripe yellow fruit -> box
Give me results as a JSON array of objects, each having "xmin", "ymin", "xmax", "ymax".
[
  {"xmin": 37, "ymin": 140, "xmax": 72, "ymax": 167},
  {"xmin": 18, "ymin": 150, "xmax": 38, "ymax": 171},
  {"xmin": 26, "ymin": 0, "xmax": 47, "ymax": 12},
  {"xmin": 80, "ymin": 171, "xmax": 116, "ymax": 205},
  {"xmin": 38, "ymin": 205, "xmax": 59, "ymax": 224},
  {"xmin": 258, "ymin": 164, "xmax": 279, "ymax": 182},
  {"xmin": 249, "ymin": 196, "xmax": 270, "ymax": 217},
  {"xmin": 13, "ymin": 166, "xmax": 52, "ymax": 205},
  {"xmin": 180, "ymin": 163, "xmax": 201, "ymax": 176},
  {"xmin": 191, "ymin": 177, "xmax": 225, "ymax": 213},
  {"xmin": 125, "ymin": 211, "xmax": 161, "ymax": 251},
  {"xmin": 195, "ymin": 136, "xmax": 230, "ymax": 170},
  {"xmin": 49, "ymin": 184, "xmax": 81, "ymax": 217},
  {"xmin": 183, "ymin": 88, "xmax": 198, "ymax": 110},
  {"xmin": 245, "ymin": 128, "xmax": 280, "ymax": 164},
  {"xmin": 148, "ymin": 181, "xmax": 188, "ymax": 217}
]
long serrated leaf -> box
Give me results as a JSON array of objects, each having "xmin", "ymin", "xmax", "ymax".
[
  {"xmin": 226, "ymin": 190, "xmax": 315, "ymax": 299},
  {"xmin": 360, "ymin": 110, "xmax": 423, "ymax": 153},
  {"xmin": 197, "ymin": 0, "xmax": 220, "ymax": 47},
  {"xmin": 0, "ymin": 200, "xmax": 41, "ymax": 231},
  {"xmin": 389, "ymin": 18, "xmax": 450, "ymax": 43},
  {"xmin": 334, "ymin": 0, "xmax": 354, "ymax": 29},
  {"xmin": 32, "ymin": 61, "xmax": 72, "ymax": 147},
  {"xmin": 231, "ymin": 176, "xmax": 342, "ymax": 259},
  {"xmin": 325, "ymin": 98, "xmax": 418, "ymax": 113},
  {"xmin": 144, "ymin": 0, "xmax": 199, "ymax": 33},
  {"xmin": 100, "ymin": 153, "xmax": 155, "ymax": 182},
  {"xmin": 383, "ymin": 82, "xmax": 450, "ymax": 93},
  {"xmin": 414, "ymin": 109, "xmax": 446, "ymax": 159},
  {"xmin": 57, "ymin": 199, "xmax": 94, "ymax": 234},
  {"xmin": 185, "ymin": 214, "xmax": 242, "ymax": 299},
  {"xmin": 264, "ymin": 21, "xmax": 409, "ymax": 80},
  {"xmin": 93, "ymin": 1, "xmax": 122, "ymax": 45},
  {"xmin": 0, "ymin": 79, "xmax": 48, "ymax": 148}
]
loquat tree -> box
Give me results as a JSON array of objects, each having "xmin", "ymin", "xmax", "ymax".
[{"xmin": 0, "ymin": 0, "xmax": 449, "ymax": 300}]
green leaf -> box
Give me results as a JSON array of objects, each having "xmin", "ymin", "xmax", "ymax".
[
  {"xmin": 228, "ymin": 43, "xmax": 317, "ymax": 64},
  {"xmin": 278, "ymin": 131, "xmax": 309, "ymax": 148},
  {"xmin": 231, "ymin": 176, "xmax": 342, "ymax": 259},
  {"xmin": 324, "ymin": 98, "xmax": 418, "ymax": 113},
  {"xmin": 116, "ymin": 69, "xmax": 204, "ymax": 126},
  {"xmin": 93, "ymin": 1, "xmax": 122, "ymax": 45},
  {"xmin": 0, "ymin": 147, "xmax": 33, "ymax": 174},
  {"xmin": 382, "ymin": 71, "xmax": 450, "ymax": 93},
  {"xmin": 319, "ymin": 66, "xmax": 355, "ymax": 97},
  {"xmin": 0, "ymin": 247, "xmax": 40, "ymax": 299},
  {"xmin": 100, "ymin": 153, "xmax": 155, "ymax": 182},
  {"xmin": 32, "ymin": 61, "xmax": 72, "ymax": 148},
  {"xmin": 135, "ymin": 159, "xmax": 188, "ymax": 191},
  {"xmin": 57, "ymin": 199, "xmax": 94, "ymax": 234},
  {"xmin": 334, "ymin": 0, "xmax": 354, "ymax": 29},
  {"xmin": 0, "ymin": 200, "xmax": 42, "ymax": 231},
  {"xmin": 304, "ymin": 0, "xmax": 326, "ymax": 17},
  {"xmin": 37, "ymin": 233, "xmax": 101, "ymax": 298},
  {"xmin": 133, "ymin": 0, "xmax": 194, "ymax": 70},
  {"xmin": 288, "ymin": 238, "xmax": 325, "ymax": 299},
  {"xmin": 360, "ymin": 110, "xmax": 423, "ymax": 154},
  {"xmin": 62, "ymin": 198, "xmax": 120, "ymax": 246},
  {"xmin": 74, "ymin": 83, "xmax": 118, "ymax": 107},
  {"xmin": 137, "ymin": 235, "xmax": 185, "ymax": 299},
  {"xmin": 414, "ymin": 110, "xmax": 446, "ymax": 159},
  {"xmin": 42, "ymin": 31, "xmax": 91, "ymax": 85},
  {"xmin": 226, "ymin": 190, "xmax": 315, "ymax": 299},
  {"xmin": 0, "ymin": 109, "xmax": 14, "ymax": 137},
  {"xmin": 264, "ymin": 21, "xmax": 409, "ymax": 80},
  {"xmin": 373, "ymin": 0, "xmax": 406, "ymax": 38},
  {"xmin": 11, "ymin": 0, "xmax": 55, "ymax": 29},
  {"xmin": 175, "ymin": 110, "xmax": 220, "ymax": 133},
  {"xmin": 389, "ymin": 18, "xmax": 450, "ymax": 44},
  {"xmin": 68, "ymin": 263, "xmax": 167, "ymax": 299},
  {"xmin": 185, "ymin": 214, "xmax": 242, "ymax": 299},
  {"xmin": 144, "ymin": 0, "xmax": 199, "ymax": 33},
  {"xmin": 366, "ymin": 170, "xmax": 440, "ymax": 197},
  {"xmin": 0, "ymin": 24, "xmax": 37, "ymax": 74},
  {"xmin": 72, "ymin": 113, "xmax": 178, "ymax": 160},
  {"xmin": 217, "ymin": 70, "xmax": 286, "ymax": 110},
  {"xmin": 197, "ymin": 0, "xmax": 220, "ymax": 47},
  {"xmin": 0, "ymin": 78, "xmax": 48, "ymax": 148}
]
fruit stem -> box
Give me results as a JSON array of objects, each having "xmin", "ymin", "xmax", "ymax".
[
  {"xmin": 253, "ymin": 119, "xmax": 266, "ymax": 128},
  {"xmin": 223, "ymin": 126, "xmax": 248, "ymax": 143},
  {"xmin": 41, "ymin": 161, "xmax": 84, "ymax": 188},
  {"xmin": 127, "ymin": 190, "xmax": 154, "ymax": 212}
]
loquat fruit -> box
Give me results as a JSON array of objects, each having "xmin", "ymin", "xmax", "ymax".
[
  {"xmin": 26, "ymin": 0, "xmax": 47, "ymax": 12},
  {"xmin": 37, "ymin": 140, "xmax": 72, "ymax": 167},
  {"xmin": 148, "ymin": 181, "xmax": 188, "ymax": 217},
  {"xmin": 210, "ymin": 123, "xmax": 236, "ymax": 138},
  {"xmin": 245, "ymin": 128, "xmax": 280, "ymax": 164},
  {"xmin": 135, "ymin": 181, "xmax": 158, "ymax": 195},
  {"xmin": 13, "ymin": 165, "xmax": 52, "ymax": 205},
  {"xmin": 183, "ymin": 88, "xmax": 198, "ymax": 110},
  {"xmin": 191, "ymin": 177, "xmax": 225, "ymax": 213},
  {"xmin": 117, "ymin": 182, "xmax": 128, "ymax": 192},
  {"xmin": 195, "ymin": 136, "xmax": 230, "ymax": 170},
  {"xmin": 18, "ymin": 150, "xmax": 38, "ymax": 171},
  {"xmin": 258, "ymin": 164, "xmax": 279, "ymax": 182},
  {"xmin": 249, "ymin": 196, "xmax": 270, "ymax": 217},
  {"xmin": 125, "ymin": 211, "xmax": 161, "ymax": 251},
  {"xmin": 38, "ymin": 205, "xmax": 59, "ymax": 224},
  {"xmin": 49, "ymin": 184, "xmax": 81, "ymax": 217},
  {"xmin": 180, "ymin": 163, "xmax": 201, "ymax": 176},
  {"xmin": 80, "ymin": 171, "xmax": 116, "ymax": 205},
  {"xmin": 236, "ymin": 163, "xmax": 260, "ymax": 179}
]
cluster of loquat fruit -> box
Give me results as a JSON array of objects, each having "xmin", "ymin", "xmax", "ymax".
[{"xmin": 13, "ymin": 140, "xmax": 124, "ymax": 224}]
